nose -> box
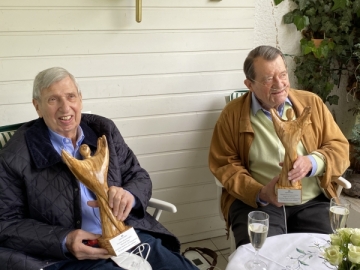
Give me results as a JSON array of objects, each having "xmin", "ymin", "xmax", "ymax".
[
  {"xmin": 59, "ymin": 97, "xmax": 70, "ymax": 112},
  {"xmin": 271, "ymin": 75, "xmax": 287, "ymax": 90},
  {"xmin": 273, "ymin": 75, "xmax": 282, "ymax": 84}
]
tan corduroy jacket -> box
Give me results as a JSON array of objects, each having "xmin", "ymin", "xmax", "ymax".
[{"xmin": 209, "ymin": 89, "xmax": 350, "ymax": 229}]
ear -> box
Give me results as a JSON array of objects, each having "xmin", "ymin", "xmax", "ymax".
[
  {"xmin": 79, "ymin": 92, "xmax": 83, "ymax": 110},
  {"xmin": 32, "ymin": 99, "xmax": 43, "ymax": 118},
  {"xmin": 244, "ymin": 79, "xmax": 254, "ymax": 92}
]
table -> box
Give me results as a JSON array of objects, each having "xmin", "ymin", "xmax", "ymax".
[{"xmin": 226, "ymin": 233, "xmax": 336, "ymax": 270}]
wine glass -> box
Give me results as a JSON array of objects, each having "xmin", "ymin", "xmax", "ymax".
[
  {"xmin": 329, "ymin": 197, "xmax": 350, "ymax": 233},
  {"xmin": 245, "ymin": 211, "xmax": 269, "ymax": 270}
]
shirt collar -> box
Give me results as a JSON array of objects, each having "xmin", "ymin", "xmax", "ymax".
[
  {"xmin": 251, "ymin": 92, "xmax": 292, "ymax": 117},
  {"xmin": 48, "ymin": 126, "xmax": 85, "ymax": 152}
]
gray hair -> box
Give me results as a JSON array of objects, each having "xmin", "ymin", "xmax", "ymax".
[
  {"xmin": 243, "ymin": 45, "xmax": 287, "ymax": 81},
  {"xmin": 33, "ymin": 67, "xmax": 80, "ymax": 100}
]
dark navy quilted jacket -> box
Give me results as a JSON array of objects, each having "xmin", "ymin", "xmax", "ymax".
[{"xmin": 0, "ymin": 114, "xmax": 179, "ymax": 270}]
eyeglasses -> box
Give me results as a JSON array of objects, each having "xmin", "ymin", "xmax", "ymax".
[{"xmin": 250, "ymin": 72, "xmax": 288, "ymax": 88}]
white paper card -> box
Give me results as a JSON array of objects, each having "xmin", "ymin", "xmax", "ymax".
[
  {"xmin": 277, "ymin": 189, "xmax": 302, "ymax": 204},
  {"xmin": 109, "ymin": 227, "xmax": 141, "ymax": 256}
]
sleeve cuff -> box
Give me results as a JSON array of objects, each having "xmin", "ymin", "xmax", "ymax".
[
  {"xmin": 62, "ymin": 236, "xmax": 69, "ymax": 254},
  {"xmin": 306, "ymin": 155, "xmax": 317, "ymax": 177},
  {"xmin": 124, "ymin": 190, "xmax": 137, "ymax": 208},
  {"xmin": 256, "ymin": 193, "xmax": 268, "ymax": 206},
  {"xmin": 306, "ymin": 152, "xmax": 326, "ymax": 177}
]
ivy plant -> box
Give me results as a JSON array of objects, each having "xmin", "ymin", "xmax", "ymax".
[{"xmin": 274, "ymin": 0, "xmax": 360, "ymax": 106}]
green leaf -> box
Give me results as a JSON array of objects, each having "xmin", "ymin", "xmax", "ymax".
[
  {"xmin": 299, "ymin": 260, "xmax": 309, "ymax": 266},
  {"xmin": 296, "ymin": 248, "xmax": 306, "ymax": 255},
  {"xmin": 300, "ymin": 39, "xmax": 315, "ymax": 55},
  {"xmin": 331, "ymin": 0, "xmax": 348, "ymax": 11},
  {"xmin": 298, "ymin": 0, "xmax": 308, "ymax": 11},
  {"xmin": 274, "ymin": 0, "xmax": 284, "ymax": 5},
  {"xmin": 283, "ymin": 12, "xmax": 294, "ymax": 24},
  {"xmin": 293, "ymin": 14, "xmax": 309, "ymax": 30},
  {"xmin": 327, "ymin": 40, "xmax": 335, "ymax": 50},
  {"xmin": 319, "ymin": 45, "xmax": 330, "ymax": 58},
  {"xmin": 354, "ymin": 0, "xmax": 360, "ymax": 12}
]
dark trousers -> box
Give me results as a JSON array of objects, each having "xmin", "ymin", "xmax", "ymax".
[
  {"xmin": 229, "ymin": 193, "xmax": 333, "ymax": 248},
  {"xmin": 45, "ymin": 230, "xmax": 197, "ymax": 270}
]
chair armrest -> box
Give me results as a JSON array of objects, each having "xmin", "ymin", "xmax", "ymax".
[
  {"xmin": 214, "ymin": 177, "xmax": 225, "ymax": 221},
  {"xmin": 334, "ymin": 176, "xmax": 352, "ymax": 189},
  {"xmin": 214, "ymin": 177, "xmax": 224, "ymax": 188},
  {"xmin": 148, "ymin": 198, "xmax": 177, "ymax": 221},
  {"xmin": 148, "ymin": 198, "xmax": 177, "ymax": 213},
  {"xmin": 333, "ymin": 176, "xmax": 352, "ymax": 197}
]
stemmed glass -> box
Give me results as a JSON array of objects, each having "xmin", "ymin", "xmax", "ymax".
[
  {"xmin": 245, "ymin": 211, "xmax": 269, "ymax": 270},
  {"xmin": 329, "ymin": 197, "xmax": 350, "ymax": 233}
]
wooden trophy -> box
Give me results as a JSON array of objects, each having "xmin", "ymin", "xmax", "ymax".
[
  {"xmin": 61, "ymin": 135, "xmax": 139, "ymax": 256},
  {"xmin": 269, "ymin": 107, "xmax": 312, "ymax": 204}
]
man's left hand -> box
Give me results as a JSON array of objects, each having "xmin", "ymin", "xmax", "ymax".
[
  {"xmin": 87, "ymin": 186, "xmax": 134, "ymax": 221},
  {"xmin": 287, "ymin": 155, "xmax": 312, "ymax": 183}
]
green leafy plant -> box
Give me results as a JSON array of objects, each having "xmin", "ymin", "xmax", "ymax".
[{"xmin": 275, "ymin": 0, "xmax": 360, "ymax": 106}]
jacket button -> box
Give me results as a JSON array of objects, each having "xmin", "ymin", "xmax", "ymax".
[
  {"xmin": 74, "ymin": 188, "xmax": 79, "ymax": 192},
  {"xmin": 76, "ymin": 220, "xmax": 80, "ymax": 224}
]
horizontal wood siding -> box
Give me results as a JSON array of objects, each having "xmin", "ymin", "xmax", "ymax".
[{"xmin": 0, "ymin": 0, "xmax": 254, "ymax": 243}]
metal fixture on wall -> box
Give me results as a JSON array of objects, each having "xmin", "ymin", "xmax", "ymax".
[{"xmin": 136, "ymin": 0, "xmax": 142, "ymax": 23}]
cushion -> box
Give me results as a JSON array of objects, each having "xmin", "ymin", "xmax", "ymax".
[
  {"xmin": 0, "ymin": 123, "xmax": 25, "ymax": 150},
  {"xmin": 229, "ymin": 90, "xmax": 248, "ymax": 101}
]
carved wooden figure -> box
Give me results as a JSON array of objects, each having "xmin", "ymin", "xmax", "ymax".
[
  {"xmin": 270, "ymin": 107, "xmax": 312, "ymax": 191},
  {"xmin": 61, "ymin": 135, "xmax": 128, "ymax": 256}
]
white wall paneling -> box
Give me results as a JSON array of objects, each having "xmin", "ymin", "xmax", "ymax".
[{"xmin": 0, "ymin": 1, "xmax": 255, "ymax": 242}]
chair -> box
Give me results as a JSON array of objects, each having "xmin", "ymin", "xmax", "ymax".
[
  {"xmin": 0, "ymin": 121, "xmax": 177, "ymax": 221},
  {"xmin": 214, "ymin": 90, "xmax": 352, "ymax": 253}
]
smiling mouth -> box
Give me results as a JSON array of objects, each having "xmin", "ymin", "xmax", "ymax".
[
  {"xmin": 271, "ymin": 90, "xmax": 284, "ymax": 94},
  {"xmin": 270, "ymin": 85, "xmax": 288, "ymax": 93},
  {"xmin": 60, "ymin": 116, "xmax": 72, "ymax": 121}
]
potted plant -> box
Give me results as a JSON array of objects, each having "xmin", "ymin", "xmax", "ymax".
[{"xmin": 275, "ymin": 0, "xmax": 360, "ymax": 106}]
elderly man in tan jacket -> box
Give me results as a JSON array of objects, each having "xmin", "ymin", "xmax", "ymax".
[{"xmin": 209, "ymin": 45, "xmax": 349, "ymax": 248}]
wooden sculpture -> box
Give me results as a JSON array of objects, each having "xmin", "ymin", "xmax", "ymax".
[
  {"xmin": 61, "ymin": 135, "xmax": 128, "ymax": 256},
  {"xmin": 270, "ymin": 107, "xmax": 312, "ymax": 192}
]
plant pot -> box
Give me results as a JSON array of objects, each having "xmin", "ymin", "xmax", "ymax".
[{"xmin": 312, "ymin": 38, "xmax": 323, "ymax": 48}]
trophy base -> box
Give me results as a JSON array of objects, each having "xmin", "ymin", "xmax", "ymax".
[
  {"xmin": 98, "ymin": 225, "xmax": 132, "ymax": 256},
  {"xmin": 98, "ymin": 236, "xmax": 119, "ymax": 256},
  {"xmin": 100, "ymin": 226, "xmax": 142, "ymax": 257},
  {"xmin": 276, "ymin": 184, "xmax": 302, "ymax": 204}
]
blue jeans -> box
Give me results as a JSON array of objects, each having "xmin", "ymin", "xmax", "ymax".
[{"xmin": 45, "ymin": 230, "xmax": 197, "ymax": 270}]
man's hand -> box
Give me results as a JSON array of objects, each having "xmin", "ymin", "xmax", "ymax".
[
  {"xmin": 87, "ymin": 186, "xmax": 135, "ymax": 221},
  {"xmin": 108, "ymin": 186, "xmax": 134, "ymax": 221},
  {"xmin": 259, "ymin": 175, "xmax": 283, "ymax": 207},
  {"xmin": 65, "ymin": 230, "xmax": 111, "ymax": 260},
  {"xmin": 288, "ymin": 155, "xmax": 312, "ymax": 183}
]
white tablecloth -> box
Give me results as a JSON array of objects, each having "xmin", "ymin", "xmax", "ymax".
[{"xmin": 226, "ymin": 233, "xmax": 336, "ymax": 270}]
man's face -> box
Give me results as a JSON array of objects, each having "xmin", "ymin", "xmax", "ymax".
[
  {"xmin": 33, "ymin": 76, "xmax": 83, "ymax": 141},
  {"xmin": 244, "ymin": 55, "xmax": 289, "ymax": 110}
]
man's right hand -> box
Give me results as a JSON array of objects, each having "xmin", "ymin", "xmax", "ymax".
[
  {"xmin": 66, "ymin": 230, "xmax": 111, "ymax": 260},
  {"xmin": 259, "ymin": 175, "xmax": 283, "ymax": 207}
]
